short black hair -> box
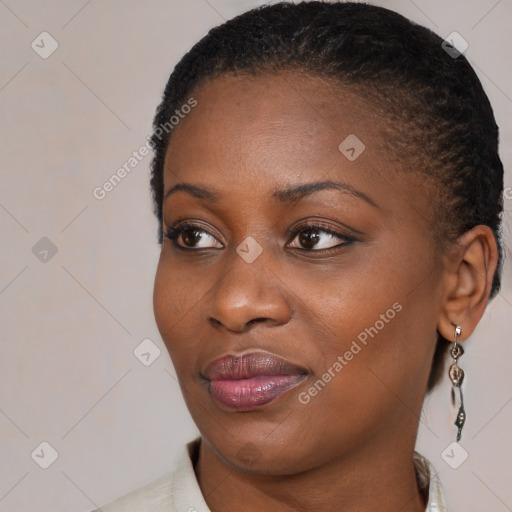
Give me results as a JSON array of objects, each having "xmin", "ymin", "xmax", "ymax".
[{"xmin": 149, "ymin": 1, "xmax": 504, "ymax": 392}]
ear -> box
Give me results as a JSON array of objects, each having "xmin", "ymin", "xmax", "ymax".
[{"xmin": 437, "ymin": 225, "xmax": 499, "ymax": 343}]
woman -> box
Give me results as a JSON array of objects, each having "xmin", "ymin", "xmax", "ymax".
[{"xmin": 94, "ymin": 1, "xmax": 504, "ymax": 511}]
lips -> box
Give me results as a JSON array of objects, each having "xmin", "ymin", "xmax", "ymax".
[{"xmin": 202, "ymin": 352, "xmax": 308, "ymax": 411}]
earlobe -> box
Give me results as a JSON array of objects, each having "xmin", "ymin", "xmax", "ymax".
[{"xmin": 437, "ymin": 225, "xmax": 498, "ymax": 342}]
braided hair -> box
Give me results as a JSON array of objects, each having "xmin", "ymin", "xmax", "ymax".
[{"xmin": 149, "ymin": 1, "xmax": 504, "ymax": 392}]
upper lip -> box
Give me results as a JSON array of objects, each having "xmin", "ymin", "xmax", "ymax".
[{"xmin": 202, "ymin": 351, "xmax": 308, "ymax": 381}]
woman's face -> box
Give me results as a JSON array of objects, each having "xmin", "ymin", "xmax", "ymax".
[{"xmin": 153, "ymin": 72, "xmax": 445, "ymax": 474}]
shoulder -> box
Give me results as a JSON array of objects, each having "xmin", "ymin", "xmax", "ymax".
[{"xmin": 89, "ymin": 438, "xmax": 203, "ymax": 512}]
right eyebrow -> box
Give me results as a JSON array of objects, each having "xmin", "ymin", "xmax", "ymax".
[{"xmin": 164, "ymin": 183, "xmax": 220, "ymax": 203}]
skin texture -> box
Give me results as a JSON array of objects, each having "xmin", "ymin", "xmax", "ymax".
[{"xmin": 153, "ymin": 72, "xmax": 498, "ymax": 512}]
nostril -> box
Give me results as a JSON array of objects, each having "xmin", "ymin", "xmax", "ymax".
[
  {"xmin": 209, "ymin": 318, "xmax": 223, "ymax": 328},
  {"xmin": 248, "ymin": 318, "xmax": 267, "ymax": 325}
]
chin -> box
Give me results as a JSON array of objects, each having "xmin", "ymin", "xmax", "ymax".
[{"xmin": 200, "ymin": 424, "xmax": 324, "ymax": 476}]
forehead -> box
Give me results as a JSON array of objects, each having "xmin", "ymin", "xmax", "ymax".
[{"xmin": 164, "ymin": 72, "xmax": 392, "ymax": 191}]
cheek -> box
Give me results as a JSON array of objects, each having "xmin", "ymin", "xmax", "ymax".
[
  {"xmin": 308, "ymin": 271, "xmax": 440, "ymax": 435},
  {"xmin": 153, "ymin": 261, "xmax": 178, "ymax": 342},
  {"xmin": 153, "ymin": 253, "xmax": 217, "ymax": 374},
  {"xmin": 301, "ymin": 237, "xmax": 441, "ymax": 395},
  {"xmin": 153, "ymin": 255, "xmax": 196, "ymax": 358}
]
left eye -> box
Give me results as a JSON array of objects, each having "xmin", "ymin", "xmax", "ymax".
[{"xmin": 287, "ymin": 225, "xmax": 349, "ymax": 251}]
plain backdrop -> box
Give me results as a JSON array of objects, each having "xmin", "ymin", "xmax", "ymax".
[{"xmin": 0, "ymin": 1, "xmax": 511, "ymax": 511}]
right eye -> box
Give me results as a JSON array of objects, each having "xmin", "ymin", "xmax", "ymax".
[{"xmin": 165, "ymin": 223, "xmax": 223, "ymax": 250}]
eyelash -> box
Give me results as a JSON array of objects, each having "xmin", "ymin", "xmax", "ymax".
[{"xmin": 164, "ymin": 220, "xmax": 355, "ymax": 255}]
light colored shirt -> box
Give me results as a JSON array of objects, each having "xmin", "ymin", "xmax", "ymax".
[{"xmin": 92, "ymin": 438, "xmax": 448, "ymax": 512}]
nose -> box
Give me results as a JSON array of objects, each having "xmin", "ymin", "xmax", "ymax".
[{"xmin": 206, "ymin": 248, "xmax": 292, "ymax": 333}]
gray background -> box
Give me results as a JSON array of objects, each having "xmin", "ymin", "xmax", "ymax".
[{"xmin": 0, "ymin": 1, "xmax": 511, "ymax": 511}]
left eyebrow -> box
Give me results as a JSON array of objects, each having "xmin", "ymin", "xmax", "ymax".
[
  {"xmin": 164, "ymin": 180, "xmax": 378, "ymax": 209},
  {"xmin": 271, "ymin": 180, "xmax": 378, "ymax": 208}
]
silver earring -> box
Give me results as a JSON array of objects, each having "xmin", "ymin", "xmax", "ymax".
[{"xmin": 449, "ymin": 325, "xmax": 465, "ymax": 442}]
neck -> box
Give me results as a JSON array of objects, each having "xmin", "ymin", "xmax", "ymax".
[{"xmin": 195, "ymin": 422, "xmax": 427, "ymax": 512}]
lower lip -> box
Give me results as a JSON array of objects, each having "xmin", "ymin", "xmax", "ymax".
[{"xmin": 209, "ymin": 375, "xmax": 306, "ymax": 410}]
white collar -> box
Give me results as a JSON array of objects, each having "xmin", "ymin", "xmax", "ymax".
[{"xmin": 413, "ymin": 450, "xmax": 449, "ymax": 511}]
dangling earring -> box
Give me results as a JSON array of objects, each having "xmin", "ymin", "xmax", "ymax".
[{"xmin": 449, "ymin": 325, "xmax": 466, "ymax": 442}]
